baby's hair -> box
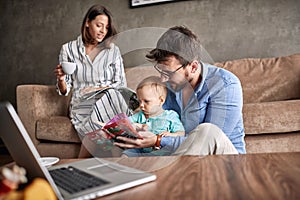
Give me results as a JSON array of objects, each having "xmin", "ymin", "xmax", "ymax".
[{"xmin": 136, "ymin": 76, "xmax": 167, "ymax": 99}]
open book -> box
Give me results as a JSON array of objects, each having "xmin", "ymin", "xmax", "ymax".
[
  {"xmin": 80, "ymin": 86, "xmax": 139, "ymax": 111},
  {"xmin": 85, "ymin": 113, "xmax": 143, "ymax": 151}
]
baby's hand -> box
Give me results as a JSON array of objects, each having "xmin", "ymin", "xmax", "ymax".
[
  {"xmin": 160, "ymin": 131, "xmax": 185, "ymax": 137},
  {"xmin": 133, "ymin": 123, "xmax": 148, "ymax": 131},
  {"xmin": 159, "ymin": 131, "xmax": 171, "ymax": 137}
]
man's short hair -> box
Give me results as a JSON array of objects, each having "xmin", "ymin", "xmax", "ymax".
[{"xmin": 146, "ymin": 26, "xmax": 201, "ymax": 65}]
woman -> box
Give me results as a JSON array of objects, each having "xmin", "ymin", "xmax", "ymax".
[{"xmin": 54, "ymin": 4, "xmax": 129, "ymax": 138}]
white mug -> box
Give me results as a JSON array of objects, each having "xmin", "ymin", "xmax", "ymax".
[{"xmin": 61, "ymin": 61, "xmax": 76, "ymax": 75}]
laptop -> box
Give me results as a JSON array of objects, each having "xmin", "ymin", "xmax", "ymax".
[{"xmin": 0, "ymin": 102, "xmax": 156, "ymax": 200}]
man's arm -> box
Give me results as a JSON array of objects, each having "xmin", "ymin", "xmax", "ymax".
[{"xmin": 204, "ymin": 79, "xmax": 243, "ymax": 138}]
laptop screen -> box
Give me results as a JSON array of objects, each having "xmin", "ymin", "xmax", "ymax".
[{"xmin": 0, "ymin": 102, "xmax": 63, "ymax": 198}]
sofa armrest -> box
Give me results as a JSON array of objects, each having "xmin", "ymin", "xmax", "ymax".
[{"xmin": 16, "ymin": 84, "xmax": 71, "ymax": 145}]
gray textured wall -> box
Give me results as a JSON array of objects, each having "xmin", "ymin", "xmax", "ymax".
[{"xmin": 0, "ymin": 0, "xmax": 299, "ymax": 107}]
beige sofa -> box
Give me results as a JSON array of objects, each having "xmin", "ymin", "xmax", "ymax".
[{"xmin": 16, "ymin": 53, "xmax": 300, "ymax": 158}]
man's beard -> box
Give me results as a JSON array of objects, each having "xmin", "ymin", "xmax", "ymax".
[{"xmin": 167, "ymin": 78, "xmax": 190, "ymax": 93}]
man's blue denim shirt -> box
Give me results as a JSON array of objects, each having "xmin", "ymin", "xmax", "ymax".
[{"xmin": 162, "ymin": 62, "xmax": 246, "ymax": 154}]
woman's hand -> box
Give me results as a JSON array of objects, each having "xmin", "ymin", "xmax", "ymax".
[
  {"xmin": 54, "ymin": 64, "xmax": 65, "ymax": 81},
  {"xmin": 54, "ymin": 64, "xmax": 67, "ymax": 94},
  {"xmin": 114, "ymin": 131, "xmax": 157, "ymax": 149},
  {"xmin": 79, "ymin": 86, "xmax": 110, "ymax": 96}
]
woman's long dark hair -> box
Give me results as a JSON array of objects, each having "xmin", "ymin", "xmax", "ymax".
[{"xmin": 81, "ymin": 4, "xmax": 117, "ymax": 48}]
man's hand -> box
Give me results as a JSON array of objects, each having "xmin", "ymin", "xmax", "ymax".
[{"xmin": 114, "ymin": 131, "xmax": 157, "ymax": 149}]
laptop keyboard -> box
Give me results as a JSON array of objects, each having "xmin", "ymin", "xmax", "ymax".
[{"xmin": 50, "ymin": 166, "xmax": 109, "ymax": 194}]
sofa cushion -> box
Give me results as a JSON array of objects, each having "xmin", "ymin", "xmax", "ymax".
[
  {"xmin": 245, "ymin": 132, "xmax": 300, "ymax": 153},
  {"xmin": 243, "ymin": 100, "xmax": 300, "ymax": 135},
  {"xmin": 37, "ymin": 143, "xmax": 81, "ymax": 159},
  {"xmin": 36, "ymin": 116, "xmax": 81, "ymax": 143},
  {"xmin": 215, "ymin": 54, "xmax": 300, "ymax": 103}
]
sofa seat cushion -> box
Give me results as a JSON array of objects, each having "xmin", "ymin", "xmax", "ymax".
[
  {"xmin": 36, "ymin": 143, "xmax": 81, "ymax": 159},
  {"xmin": 36, "ymin": 116, "xmax": 81, "ymax": 143},
  {"xmin": 243, "ymin": 100, "xmax": 300, "ymax": 135},
  {"xmin": 245, "ymin": 132, "xmax": 300, "ymax": 153},
  {"xmin": 215, "ymin": 54, "xmax": 300, "ymax": 103}
]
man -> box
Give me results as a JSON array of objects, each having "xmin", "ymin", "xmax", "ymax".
[{"xmin": 115, "ymin": 26, "xmax": 246, "ymax": 155}]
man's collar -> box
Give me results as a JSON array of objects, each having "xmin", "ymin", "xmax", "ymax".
[{"xmin": 194, "ymin": 61, "xmax": 207, "ymax": 93}]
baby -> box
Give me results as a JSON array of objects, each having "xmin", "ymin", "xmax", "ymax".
[{"xmin": 123, "ymin": 76, "xmax": 185, "ymax": 156}]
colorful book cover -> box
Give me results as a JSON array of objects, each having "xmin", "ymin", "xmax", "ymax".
[{"xmin": 85, "ymin": 113, "xmax": 143, "ymax": 152}]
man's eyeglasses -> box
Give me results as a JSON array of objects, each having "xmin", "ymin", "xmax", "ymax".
[{"xmin": 154, "ymin": 64, "xmax": 185, "ymax": 79}]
